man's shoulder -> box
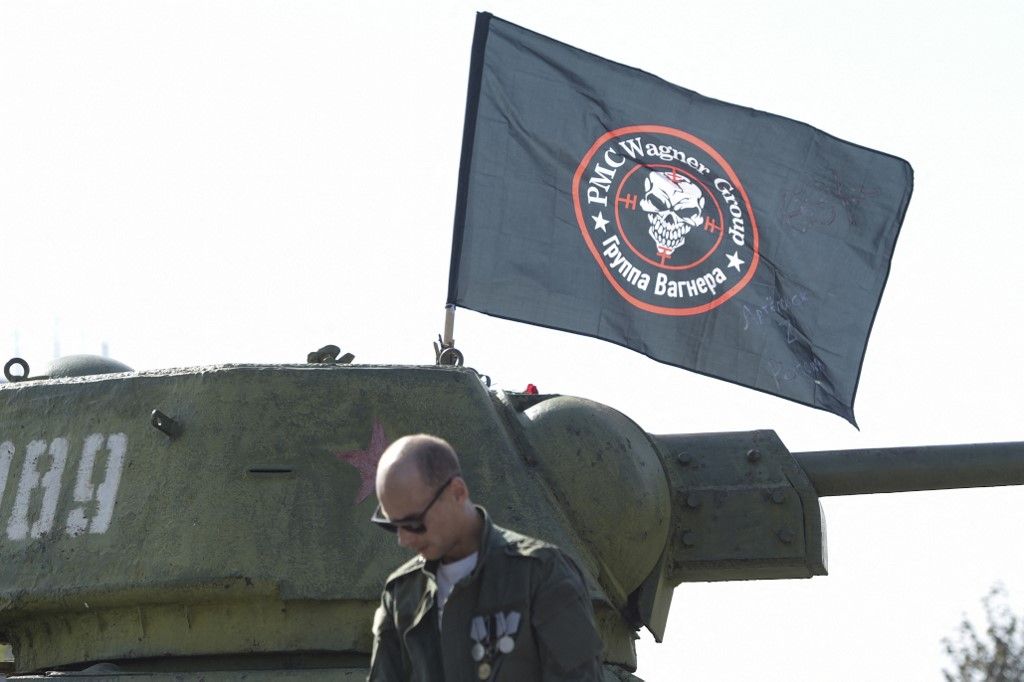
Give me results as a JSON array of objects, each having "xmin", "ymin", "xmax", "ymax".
[
  {"xmin": 493, "ymin": 524, "xmax": 565, "ymax": 563},
  {"xmin": 490, "ymin": 523, "xmax": 593, "ymax": 593}
]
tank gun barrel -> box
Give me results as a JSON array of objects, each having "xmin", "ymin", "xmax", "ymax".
[{"xmin": 794, "ymin": 441, "xmax": 1024, "ymax": 496}]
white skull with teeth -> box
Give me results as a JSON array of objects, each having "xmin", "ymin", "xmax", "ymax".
[{"xmin": 639, "ymin": 171, "xmax": 705, "ymax": 258}]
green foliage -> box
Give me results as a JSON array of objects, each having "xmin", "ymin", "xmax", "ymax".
[{"xmin": 943, "ymin": 584, "xmax": 1024, "ymax": 682}]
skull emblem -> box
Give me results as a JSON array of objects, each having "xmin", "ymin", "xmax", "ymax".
[{"xmin": 639, "ymin": 170, "xmax": 705, "ymax": 261}]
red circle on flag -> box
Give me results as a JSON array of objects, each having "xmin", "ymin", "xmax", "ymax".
[{"xmin": 572, "ymin": 125, "xmax": 760, "ymax": 316}]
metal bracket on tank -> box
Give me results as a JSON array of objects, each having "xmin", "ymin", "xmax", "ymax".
[
  {"xmin": 433, "ymin": 336, "xmax": 465, "ymax": 367},
  {"xmin": 150, "ymin": 410, "xmax": 183, "ymax": 440}
]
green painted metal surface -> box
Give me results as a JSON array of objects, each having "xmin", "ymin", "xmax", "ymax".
[
  {"xmin": 794, "ymin": 443, "xmax": 1024, "ymax": 495},
  {"xmin": 1, "ymin": 361, "xmax": 1022, "ymax": 678},
  {"xmin": 0, "ymin": 365, "xmax": 644, "ymax": 675},
  {"xmin": 656, "ymin": 430, "xmax": 827, "ymax": 584}
]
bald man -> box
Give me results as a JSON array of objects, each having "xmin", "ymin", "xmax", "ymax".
[{"xmin": 367, "ymin": 434, "xmax": 604, "ymax": 681}]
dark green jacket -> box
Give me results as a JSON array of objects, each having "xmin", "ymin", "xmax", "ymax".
[{"xmin": 368, "ymin": 508, "xmax": 604, "ymax": 681}]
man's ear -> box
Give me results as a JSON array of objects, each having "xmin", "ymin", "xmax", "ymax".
[{"xmin": 451, "ymin": 476, "xmax": 469, "ymax": 503}]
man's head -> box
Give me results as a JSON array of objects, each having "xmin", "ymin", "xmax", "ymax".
[{"xmin": 373, "ymin": 434, "xmax": 478, "ymax": 562}]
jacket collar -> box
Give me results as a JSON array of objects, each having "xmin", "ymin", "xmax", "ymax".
[
  {"xmin": 402, "ymin": 505, "xmax": 499, "ymax": 635},
  {"xmin": 469, "ymin": 504, "xmax": 507, "ymax": 576},
  {"xmin": 422, "ymin": 504, "xmax": 501, "ymax": 578}
]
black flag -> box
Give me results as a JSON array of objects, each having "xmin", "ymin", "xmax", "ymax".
[{"xmin": 448, "ymin": 13, "xmax": 913, "ymax": 425}]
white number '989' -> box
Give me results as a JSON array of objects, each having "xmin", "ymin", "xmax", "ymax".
[{"xmin": 0, "ymin": 433, "xmax": 127, "ymax": 541}]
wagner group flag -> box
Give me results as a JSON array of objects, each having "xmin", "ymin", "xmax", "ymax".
[{"xmin": 447, "ymin": 13, "xmax": 913, "ymax": 424}]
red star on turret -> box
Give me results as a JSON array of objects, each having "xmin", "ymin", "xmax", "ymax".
[{"xmin": 335, "ymin": 419, "xmax": 390, "ymax": 505}]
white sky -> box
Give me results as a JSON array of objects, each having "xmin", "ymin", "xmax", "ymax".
[{"xmin": 2, "ymin": 1, "xmax": 1022, "ymax": 679}]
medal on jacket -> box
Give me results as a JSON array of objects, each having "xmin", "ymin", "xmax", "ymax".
[
  {"xmin": 470, "ymin": 611, "xmax": 522, "ymax": 679},
  {"xmin": 471, "ymin": 616, "xmax": 493, "ymax": 679},
  {"xmin": 495, "ymin": 611, "xmax": 521, "ymax": 654},
  {"xmin": 470, "ymin": 616, "xmax": 488, "ymax": 663}
]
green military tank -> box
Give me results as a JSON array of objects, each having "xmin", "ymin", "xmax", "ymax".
[{"xmin": 1, "ymin": 352, "xmax": 1022, "ymax": 679}]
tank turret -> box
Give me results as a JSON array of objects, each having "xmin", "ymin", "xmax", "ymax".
[{"xmin": 0, "ymin": 362, "xmax": 1022, "ymax": 678}]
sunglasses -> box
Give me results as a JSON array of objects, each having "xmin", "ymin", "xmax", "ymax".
[{"xmin": 371, "ymin": 476, "xmax": 456, "ymax": 534}]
